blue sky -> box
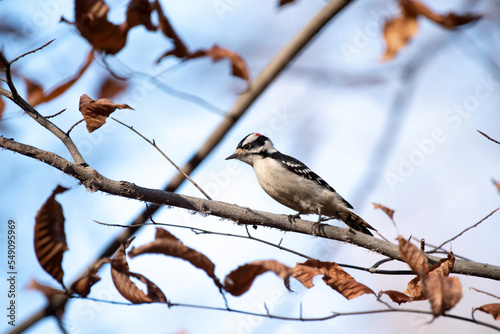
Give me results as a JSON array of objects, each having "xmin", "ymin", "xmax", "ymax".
[{"xmin": 1, "ymin": 0, "xmax": 500, "ymax": 333}]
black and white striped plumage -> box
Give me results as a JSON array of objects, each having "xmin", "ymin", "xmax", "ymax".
[{"xmin": 226, "ymin": 133, "xmax": 375, "ymax": 236}]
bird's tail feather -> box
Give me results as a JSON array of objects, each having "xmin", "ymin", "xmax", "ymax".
[{"xmin": 338, "ymin": 210, "xmax": 375, "ymax": 236}]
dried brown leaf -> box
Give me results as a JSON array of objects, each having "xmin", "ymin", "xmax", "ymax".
[
  {"xmin": 0, "ymin": 96, "xmax": 4, "ymax": 119},
  {"xmin": 382, "ymin": 15, "xmax": 418, "ymax": 61},
  {"xmin": 372, "ymin": 202, "xmax": 395, "ymax": 220},
  {"xmin": 493, "ymin": 180, "xmax": 500, "ymax": 194},
  {"xmin": 291, "ymin": 260, "xmax": 323, "ymax": 288},
  {"xmin": 23, "ymin": 50, "xmax": 94, "ymax": 107},
  {"xmin": 292, "ymin": 260, "xmax": 374, "ymax": 300},
  {"xmin": 28, "ymin": 279, "xmax": 65, "ymax": 300},
  {"xmin": 279, "ymin": 0, "xmax": 295, "ymax": 6},
  {"xmin": 111, "ymin": 238, "xmax": 167, "ymax": 304},
  {"xmin": 379, "ymin": 290, "xmax": 414, "ymax": 305},
  {"xmin": 428, "ymin": 252, "xmax": 455, "ymax": 277},
  {"xmin": 398, "ymin": 236, "xmax": 429, "ymax": 277},
  {"xmin": 126, "ymin": 0, "xmax": 155, "ymax": 31},
  {"xmin": 190, "ymin": 45, "xmax": 250, "ymax": 82},
  {"xmin": 408, "ymin": 0, "xmax": 481, "ymax": 29},
  {"xmin": 79, "ymin": 94, "xmax": 133, "ymax": 132},
  {"xmin": 154, "ymin": 0, "xmax": 189, "ymax": 61},
  {"xmin": 24, "ymin": 77, "xmax": 44, "ymax": 106},
  {"xmin": 70, "ymin": 258, "xmax": 109, "ymax": 297},
  {"xmin": 129, "ymin": 227, "xmax": 222, "ymax": 289},
  {"xmin": 224, "ymin": 260, "xmax": 291, "ymax": 296},
  {"xmin": 404, "ymin": 252, "xmax": 456, "ymax": 301},
  {"xmin": 73, "ymin": 0, "xmax": 129, "ymax": 54},
  {"xmin": 423, "ymin": 274, "xmax": 462, "ymax": 317},
  {"xmin": 34, "ymin": 185, "xmax": 69, "ymax": 286},
  {"xmin": 382, "ymin": 0, "xmax": 480, "ymax": 61},
  {"xmin": 97, "ymin": 76, "xmax": 128, "ymax": 99},
  {"xmin": 474, "ymin": 303, "xmax": 500, "ymax": 321},
  {"xmin": 404, "ymin": 276, "xmax": 426, "ymax": 300}
]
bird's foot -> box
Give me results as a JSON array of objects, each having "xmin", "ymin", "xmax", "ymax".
[{"xmin": 288, "ymin": 213, "xmax": 301, "ymax": 224}]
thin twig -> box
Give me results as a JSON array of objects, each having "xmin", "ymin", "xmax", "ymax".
[
  {"xmin": 478, "ymin": 130, "xmax": 500, "ymax": 145},
  {"xmin": 45, "ymin": 108, "xmax": 67, "ymax": 119},
  {"xmin": 111, "ymin": 117, "xmax": 212, "ymax": 200},
  {"xmin": 94, "ymin": 220, "xmax": 414, "ymax": 276},
  {"xmin": 66, "ymin": 119, "xmax": 84, "ymax": 135},
  {"xmin": 9, "ymin": 39, "xmax": 55, "ymax": 64},
  {"xmin": 0, "ymin": 48, "xmax": 86, "ymax": 165},
  {"xmin": 428, "ymin": 207, "xmax": 500, "ymax": 253},
  {"xmin": 70, "ymin": 295, "xmax": 500, "ymax": 331},
  {"xmin": 471, "ymin": 287, "xmax": 500, "ymax": 300}
]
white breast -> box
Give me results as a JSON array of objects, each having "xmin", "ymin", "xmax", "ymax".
[{"xmin": 251, "ymin": 158, "xmax": 338, "ymax": 215}]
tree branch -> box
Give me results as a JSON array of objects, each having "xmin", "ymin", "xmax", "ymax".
[
  {"xmin": 0, "ymin": 49, "xmax": 86, "ymax": 165},
  {"xmin": 2, "ymin": 136, "xmax": 500, "ymax": 282}
]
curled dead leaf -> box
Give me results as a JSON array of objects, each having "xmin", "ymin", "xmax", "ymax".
[
  {"xmin": 34, "ymin": 185, "xmax": 69, "ymax": 286},
  {"xmin": 72, "ymin": 0, "xmax": 129, "ymax": 54},
  {"xmin": 129, "ymin": 227, "xmax": 222, "ymax": 290},
  {"xmin": 378, "ymin": 290, "xmax": 414, "ymax": 305},
  {"xmin": 398, "ymin": 236, "xmax": 429, "ymax": 277},
  {"xmin": 197, "ymin": 45, "xmax": 250, "ymax": 83},
  {"xmin": 126, "ymin": 0, "xmax": 156, "ymax": 31},
  {"xmin": 0, "ymin": 96, "xmax": 5, "ymax": 119},
  {"xmin": 292, "ymin": 260, "xmax": 374, "ymax": 300},
  {"xmin": 382, "ymin": 0, "xmax": 481, "ymax": 61},
  {"xmin": 154, "ymin": 0, "xmax": 189, "ymax": 60},
  {"xmin": 97, "ymin": 76, "xmax": 128, "ymax": 99},
  {"xmin": 474, "ymin": 303, "xmax": 500, "ymax": 321},
  {"xmin": 70, "ymin": 258, "xmax": 109, "ymax": 297},
  {"xmin": 423, "ymin": 274, "xmax": 462, "ymax": 317},
  {"xmin": 79, "ymin": 94, "xmax": 133, "ymax": 132},
  {"xmin": 111, "ymin": 238, "xmax": 167, "ymax": 304},
  {"xmin": 382, "ymin": 15, "xmax": 418, "ymax": 62},
  {"xmin": 224, "ymin": 260, "xmax": 291, "ymax": 296},
  {"xmin": 493, "ymin": 179, "xmax": 500, "ymax": 194},
  {"xmin": 372, "ymin": 203, "xmax": 395, "ymax": 220},
  {"xmin": 28, "ymin": 279, "xmax": 65, "ymax": 300}
]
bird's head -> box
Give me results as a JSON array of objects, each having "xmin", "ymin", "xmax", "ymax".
[{"xmin": 226, "ymin": 133, "xmax": 277, "ymax": 166}]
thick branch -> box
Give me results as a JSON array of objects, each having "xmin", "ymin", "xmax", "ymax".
[{"xmin": 2, "ymin": 136, "xmax": 500, "ymax": 281}]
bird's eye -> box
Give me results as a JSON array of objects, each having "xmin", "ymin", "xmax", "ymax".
[{"xmin": 242, "ymin": 144, "xmax": 251, "ymax": 150}]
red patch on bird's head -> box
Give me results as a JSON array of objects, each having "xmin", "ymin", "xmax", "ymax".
[{"xmin": 255, "ymin": 133, "xmax": 262, "ymax": 137}]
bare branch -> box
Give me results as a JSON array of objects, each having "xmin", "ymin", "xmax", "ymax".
[
  {"xmin": 112, "ymin": 117, "xmax": 212, "ymax": 200},
  {"xmin": 0, "ymin": 50, "xmax": 86, "ymax": 165},
  {"xmin": 471, "ymin": 287, "xmax": 500, "ymax": 300},
  {"xmin": 9, "ymin": 39, "xmax": 55, "ymax": 64},
  {"xmin": 45, "ymin": 108, "xmax": 67, "ymax": 119},
  {"xmin": 2, "ymin": 136, "xmax": 500, "ymax": 282},
  {"xmin": 69, "ymin": 296, "xmax": 500, "ymax": 332},
  {"xmin": 428, "ymin": 207, "xmax": 500, "ymax": 253},
  {"xmin": 478, "ymin": 130, "xmax": 500, "ymax": 145}
]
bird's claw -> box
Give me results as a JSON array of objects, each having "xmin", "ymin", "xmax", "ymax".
[{"xmin": 288, "ymin": 213, "xmax": 301, "ymax": 224}]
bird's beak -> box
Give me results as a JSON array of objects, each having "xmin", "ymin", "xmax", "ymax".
[{"xmin": 226, "ymin": 148, "xmax": 244, "ymax": 160}]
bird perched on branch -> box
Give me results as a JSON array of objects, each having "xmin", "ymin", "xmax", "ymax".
[{"xmin": 226, "ymin": 133, "xmax": 375, "ymax": 236}]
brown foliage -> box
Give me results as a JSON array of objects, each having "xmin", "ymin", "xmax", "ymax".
[
  {"xmin": 398, "ymin": 236, "xmax": 428, "ymax": 277},
  {"xmin": 34, "ymin": 185, "xmax": 69, "ymax": 286},
  {"xmin": 70, "ymin": 258, "xmax": 109, "ymax": 298},
  {"xmin": 292, "ymin": 260, "xmax": 374, "ymax": 300},
  {"xmin": 25, "ymin": 50, "xmax": 94, "ymax": 106},
  {"xmin": 382, "ymin": 0, "xmax": 481, "ymax": 61},
  {"xmin": 224, "ymin": 260, "xmax": 291, "ymax": 296},
  {"xmin": 372, "ymin": 202, "xmax": 395, "ymax": 220},
  {"xmin": 79, "ymin": 94, "xmax": 133, "ymax": 132},
  {"xmin": 129, "ymin": 227, "xmax": 223, "ymax": 290},
  {"xmin": 383, "ymin": 241, "xmax": 462, "ymax": 317},
  {"xmin": 111, "ymin": 238, "xmax": 167, "ymax": 304},
  {"xmin": 474, "ymin": 303, "xmax": 500, "ymax": 321}
]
